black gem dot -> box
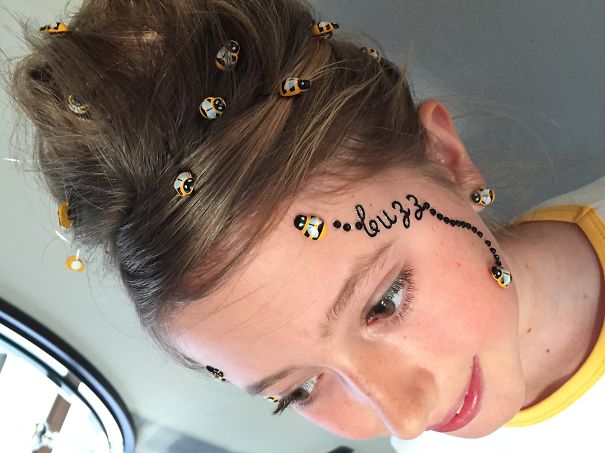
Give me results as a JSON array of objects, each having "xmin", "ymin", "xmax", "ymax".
[
  {"xmin": 443, "ymin": 217, "xmax": 449, "ymax": 224},
  {"xmin": 494, "ymin": 254, "xmax": 500, "ymax": 260},
  {"xmin": 496, "ymin": 260, "xmax": 502, "ymax": 266},
  {"xmin": 490, "ymin": 248, "xmax": 496, "ymax": 254},
  {"xmin": 355, "ymin": 222, "xmax": 363, "ymax": 230},
  {"xmin": 333, "ymin": 220, "xmax": 342, "ymax": 229},
  {"xmin": 471, "ymin": 226, "xmax": 477, "ymax": 232},
  {"xmin": 343, "ymin": 223, "xmax": 351, "ymax": 232},
  {"xmin": 430, "ymin": 208, "xmax": 436, "ymax": 215},
  {"xmin": 466, "ymin": 224, "xmax": 471, "ymax": 229},
  {"xmin": 423, "ymin": 202, "xmax": 430, "ymax": 209},
  {"xmin": 485, "ymin": 240, "xmax": 491, "ymax": 246},
  {"xmin": 478, "ymin": 231, "xmax": 483, "ymax": 237},
  {"xmin": 437, "ymin": 213, "xmax": 443, "ymax": 220}
]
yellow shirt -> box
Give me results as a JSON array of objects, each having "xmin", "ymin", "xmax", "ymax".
[{"xmin": 506, "ymin": 176, "xmax": 605, "ymax": 426}]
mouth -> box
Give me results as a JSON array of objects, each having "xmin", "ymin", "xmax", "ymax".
[{"xmin": 426, "ymin": 355, "xmax": 483, "ymax": 432}]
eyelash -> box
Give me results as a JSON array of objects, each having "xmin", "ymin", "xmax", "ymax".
[{"xmin": 271, "ymin": 267, "xmax": 416, "ymax": 416}]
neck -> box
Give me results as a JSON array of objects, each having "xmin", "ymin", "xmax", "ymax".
[{"xmin": 495, "ymin": 220, "xmax": 604, "ymax": 408}]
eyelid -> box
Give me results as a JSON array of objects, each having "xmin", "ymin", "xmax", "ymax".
[{"xmin": 364, "ymin": 265, "xmax": 402, "ymax": 312}]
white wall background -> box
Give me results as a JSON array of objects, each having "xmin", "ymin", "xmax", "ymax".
[{"xmin": 0, "ymin": 1, "xmax": 603, "ymax": 452}]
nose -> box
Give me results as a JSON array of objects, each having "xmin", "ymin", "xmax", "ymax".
[{"xmin": 339, "ymin": 353, "xmax": 435, "ymax": 440}]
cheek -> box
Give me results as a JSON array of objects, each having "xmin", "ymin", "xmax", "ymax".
[
  {"xmin": 408, "ymin": 228, "xmax": 519, "ymax": 356},
  {"xmin": 296, "ymin": 402, "xmax": 380, "ymax": 440}
]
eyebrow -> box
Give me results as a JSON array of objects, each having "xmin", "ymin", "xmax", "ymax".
[{"xmin": 244, "ymin": 241, "xmax": 395, "ymax": 396}]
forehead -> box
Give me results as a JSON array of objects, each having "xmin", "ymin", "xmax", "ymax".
[{"xmin": 168, "ymin": 168, "xmax": 430, "ymax": 380}]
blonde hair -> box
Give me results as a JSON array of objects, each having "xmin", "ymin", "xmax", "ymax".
[{"xmin": 10, "ymin": 0, "xmax": 476, "ymax": 369}]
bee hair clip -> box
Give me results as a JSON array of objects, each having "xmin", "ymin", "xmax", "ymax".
[
  {"xmin": 199, "ymin": 96, "xmax": 226, "ymax": 120},
  {"xmin": 174, "ymin": 171, "xmax": 195, "ymax": 197},
  {"xmin": 361, "ymin": 47, "xmax": 381, "ymax": 63},
  {"xmin": 58, "ymin": 201, "xmax": 73, "ymax": 229},
  {"xmin": 40, "ymin": 22, "xmax": 69, "ymax": 34},
  {"xmin": 215, "ymin": 40, "xmax": 240, "ymax": 71},
  {"xmin": 206, "ymin": 365, "xmax": 227, "ymax": 382},
  {"xmin": 279, "ymin": 78, "xmax": 311, "ymax": 97},
  {"xmin": 67, "ymin": 95, "xmax": 89, "ymax": 116},
  {"xmin": 311, "ymin": 21, "xmax": 339, "ymax": 39}
]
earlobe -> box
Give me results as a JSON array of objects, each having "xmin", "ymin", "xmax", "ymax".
[{"xmin": 418, "ymin": 99, "xmax": 485, "ymax": 194}]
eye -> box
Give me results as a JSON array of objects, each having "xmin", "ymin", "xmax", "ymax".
[
  {"xmin": 270, "ymin": 268, "xmax": 417, "ymax": 415},
  {"xmin": 364, "ymin": 267, "xmax": 415, "ymax": 327},
  {"xmin": 271, "ymin": 375, "xmax": 319, "ymax": 416}
]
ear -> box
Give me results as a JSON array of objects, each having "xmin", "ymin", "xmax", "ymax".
[{"xmin": 418, "ymin": 100, "xmax": 486, "ymax": 209}]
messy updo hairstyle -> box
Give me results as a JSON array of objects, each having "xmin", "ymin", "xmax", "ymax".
[{"xmin": 10, "ymin": 0, "xmax": 468, "ymax": 369}]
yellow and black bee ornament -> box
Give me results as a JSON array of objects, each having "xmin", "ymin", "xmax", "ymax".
[
  {"xmin": 206, "ymin": 366, "xmax": 227, "ymax": 382},
  {"xmin": 40, "ymin": 22, "xmax": 68, "ymax": 34},
  {"xmin": 279, "ymin": 78, "xmax": 311, "ymax": 97},
  {"xmin": 491, "ymin": 266, "xmax": 512, "ymax": 288},
  {"xmin": 67, "ymin": 95, "xmax": 89, "ymax": 115},
  {"xmin": 264, "ymin": 396, "xmax": 280, "ymax": 403},
  {"xmin": 66, "ymin": 255, "xmax": 85, "ymax": 273},
  {"xmin": 174, "ymin": 171, "xmax": 195, "ymax": 197},
  {"xmin": 215, "ymin": 40, "xmax": 240, "ymax": 71},
  {"xmin": 294, "ymin": 215, "xmax": 327, "ymax": 241},
  {"xmin": 471, "ymin": 187, "xmax": 495, "ymax": 207},
  {"xmin": 58, "ymin": 201, "xmax": 73, "ymax": 229},
  {"xmin": 361, "ymin": 47, "xmax": 381, "ymax": 63},
  {"xmin": 199, "ymin": 96, "xmax": 226, "ymax": 120},
  {"xmin": 311, "ymin": 21, "xmax": 339, "ymax": 39}
]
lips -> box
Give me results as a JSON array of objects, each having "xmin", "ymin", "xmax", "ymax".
[{"xmin": 427, "ymin": 356, "xmax": 483, "ymax": 432}]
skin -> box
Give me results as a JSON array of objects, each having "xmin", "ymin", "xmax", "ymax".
[{"xmin": 169, "ymin": 100, "xmax": 604, "ymax": 440}]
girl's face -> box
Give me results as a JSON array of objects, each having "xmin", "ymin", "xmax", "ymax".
[
  {"xmin": 168, "ymin": 101, "xmax": 527, "ymax": 440},
  {"xmin": 168, "ymin": 167, "xmax": 526, "ymax": 440}
]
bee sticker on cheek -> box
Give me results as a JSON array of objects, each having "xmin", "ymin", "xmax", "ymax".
[{"xmin": 293, "ymin": 192, "xmax": 512, "ymax": 287}]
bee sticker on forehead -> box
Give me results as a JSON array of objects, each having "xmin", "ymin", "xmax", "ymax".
[
  {"xmin": 294, "ymin": 215, "xmax": 327, "ymax": 241},
  {"xmin": 292, "ymin": 192, "xmax": 512, "ymax": 288}
]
